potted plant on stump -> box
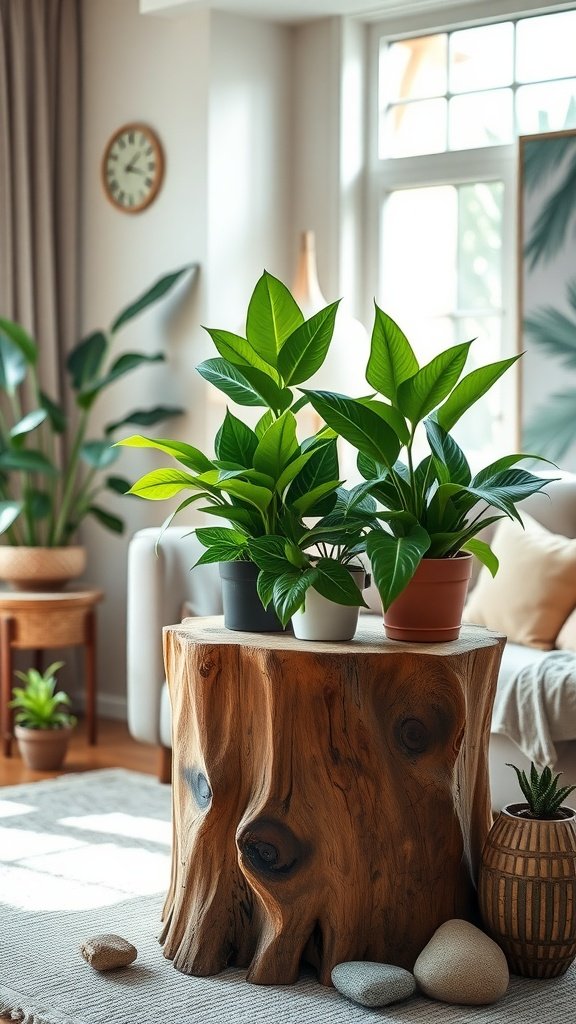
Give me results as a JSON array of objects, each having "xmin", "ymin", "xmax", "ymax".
[
  {"xmin": 120, "ymin": 271, "xmax": 348, "ymax": 633},
  {"xmin": 304, "ymin": 306, "xmax": 551, "ymax": 642},
  {"xmin": 9, "ymin": 661, "xmax": 76, "ymax": 770},
  {"xmin": 0, "ymin": 267, "xmax": 189, "ymax": 589},
  {"xmin": 479, "ymin": 762, "xmax": 576, "ymax": 978}
]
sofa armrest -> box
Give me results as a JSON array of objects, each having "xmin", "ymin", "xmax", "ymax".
[{"xmin": 126, "ymin": 527, "xmax": 222, "ymax": 745}]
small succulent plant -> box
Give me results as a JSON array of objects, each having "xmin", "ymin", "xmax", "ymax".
[
  {"xmin": 9, "ymin": 661, "xmax": 76, "ymax": 730},
  {"xmin": 507, "ymin": 761, "xmax": 576, "ymax": 819}
]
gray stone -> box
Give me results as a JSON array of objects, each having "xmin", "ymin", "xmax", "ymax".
[
  {"xmin": 80, "ymin": 933, "xmax": 137, "ymax": 972},
  {"xmin": 331, "ymin": 961, "xmax": 416, "ymax": 1007},
  {"xmin": 414, "ymin": 919, "xmax": 509, "ymax": 1005}
]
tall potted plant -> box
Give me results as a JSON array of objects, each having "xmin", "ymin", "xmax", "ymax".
[
  {"xmin": 0, "ymin": 268, "xmax": 189, "ymax": 589},
  {"xmin": 479, "ymin": 762, "xmax": 576, "ymax": 978},
  {"xmin": 120, "ymin": 272, "xmax": 371, "ymax": 635},
  {"xmin": 304, "ymin": 307, "xmax": 550, "ymax": 642}
]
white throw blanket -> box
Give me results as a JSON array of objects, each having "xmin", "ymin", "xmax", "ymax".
[{"xmin": 491, "ymin": 651, "xmax": 576, "ymax": 766}]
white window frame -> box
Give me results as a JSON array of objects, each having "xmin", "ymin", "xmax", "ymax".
[{"xmin": 363, "ymin": 3, "xmax": 576, "ymax": 450}]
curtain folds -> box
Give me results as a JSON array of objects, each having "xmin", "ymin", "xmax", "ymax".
[{"xmin": 0, "ymin": 0, "xmax": 81, "ymax": 400}]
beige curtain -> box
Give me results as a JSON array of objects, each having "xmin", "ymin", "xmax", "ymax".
[{"xmin": 0, "ymin": 0, "xmax": 81, "ymax": 400}]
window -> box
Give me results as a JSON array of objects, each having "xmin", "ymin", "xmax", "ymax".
[{"xmin": 371, "ymin": 8, "xmax": 576, "ymax": 466}]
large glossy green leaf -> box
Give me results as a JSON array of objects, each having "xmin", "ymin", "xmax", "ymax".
[
  {"xmin": 245, "ymin": 271, "xmax": 304, "ymax": 365},
  {"xmin": 198, "ymin": 504, "xmax": 258, "ymax": 532},
  {"xmin": 194, "ymin": 543, "xmax": 247, "ymax": 566},
  {"xmin": 116, "ymin": 434, "xmax": 213, "ymax": 473},
  {"xmin": 249, "ymin": 536, "xmax": 294, "ymax": 574},
  {"xmin": 462, "ymin": 538, "xmax": 499, "ymax": 577},
  {"xmin": 196, "ymin": 526, "xmax": 248, "ymax": 547},
  {"xmin": 194, "ymin": 526, "xmax": 248, "ymax": 564},
  {"xmin": 215, "ymin": 409, "xmax": 258, "ymax": 467},
  {"xmin": 81, "ymin": 440, "xmax": 120, "ymax": 469},
  {"xmin": 273, "ymin": 568, "xmax": 318, "ymax": 626},
  {"xmin": 197, "ymin": 358, "xmax": 290, "ymax": 411},
  {"xmin": 257, "ymin": 570, "xmax": 277, "ymax": 610},
  {"xmin": 467, "ymin": 468, "xmax": 550, "ymax": 522},
  {"xmin": 104, "ymin": 406, "xmax": 184, "ymax": 435},
  {"xmin": 0, "ymin": 318, "xmax": 37, "ymax": 365},
  {"xmin": 128, "ymin": 468, "xmax": 202, "ymax": 500},
  {"xmin": 67, "ymin": 332, "xmax": 107, "ymax": 391},
  {"xmin": 277, "ymin": 301, "xmax": 339, "ymax": 385},
  {"xmin": 203, "ymin": 328, "xmax": 278, "ymax": 379},
  {"xmin": 291, "ymin": 479, "xmax": 342, "ymax": 516},
  {"xmin": 0, "ymin": 450, "xmax": 57, "ymax": 475},
  {"xmin": 0, "ymin": 501, "xmax": 23, "ymax": 535},
  {"xmin": 78, "ymin": 353, "xmax": 165, "ymax": 409},
  {"xmin": 304, "ymin": 391, "xmax": 401, "ymax": 467},
  {"xmin": 275, "ymin": 447, "xmax": 320, "ymax": 495},
  {"xmin": 255, "ymin": 410, "xmax": 274, "ymax": 438},
  {"xmin": 366, "ymin": 525, "xmax": 431, "ymax": 610},
  {"xmin": 366, "ymin": 305, "xmax": 419, "ymax": 402},
  {"xmin": 472, "ymin": 456, "xmax": 552, "ymax": 488},
  {"xmin": 111, "ymin": 266, "xmax": 192, "ymax": 333},
  {"xmin": 434, "ymin": 355, "xmax": 520, "ymax": 432},
  {"xmin": 397, "ymin": 342, "xmax": 472, "ymax": 426},
  {"xmin": 313, "ymin": 558, "xmax": 367, "ymax": 607},
  {"xmin": 359, "ymin": 398, "xmax": 410, "ymax": 446},
  {"xmin": 9, "ymin": 409, "xmax": 48, "ymax": 439},
  {"xmin": 253, "ymin": 411, "xmax": 298, "ymax": 481},
  {"xmin": 285, "ymin": 438, "xmax": 339, "ymax": 514},
  {"xmin": 424, "ymin": 419, "xmax": 471, "ymax": 486},
  {"xmin": 216, "ymin": 478, "xmax": 273, "ymax": 512}
]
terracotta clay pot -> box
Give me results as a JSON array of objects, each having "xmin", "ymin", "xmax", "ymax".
[
  {"xmin": 383, "ymin": 554, "xmax": 473, "ymax": 643},
  {"xmin": 15, "ymin": 724, "xmax": 74, "ymax": 771},
  {"xmin": 0, "ymin": 546, "xmax": 86, "ymax": 591},
  {"xmin": 479, "ymin": 803, "xmax": 576, "ymax": 978}
]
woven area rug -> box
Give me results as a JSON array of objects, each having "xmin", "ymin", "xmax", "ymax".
[{"xmin": 0, "ymin": 769, "xmax": 574, "ymax": 1024}]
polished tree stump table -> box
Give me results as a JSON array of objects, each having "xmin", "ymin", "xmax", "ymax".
[{"xmin": 161, "ymin": 616, "xmax": 505, "ymax": 986}]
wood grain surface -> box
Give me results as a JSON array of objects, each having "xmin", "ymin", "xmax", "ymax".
[{"xmin": 161, "ymin": 617, "xmax": 505, "ymax": 985}]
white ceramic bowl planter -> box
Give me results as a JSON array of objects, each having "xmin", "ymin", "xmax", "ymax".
[{"xmin": 291, "ymin": 567, "xmax": 367, "ymax": 642}]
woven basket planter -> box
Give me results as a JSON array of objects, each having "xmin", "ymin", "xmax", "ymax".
[
  {"xmin": 479, "ymin": 802, "xmax": 576, "ymax": 978},
  {"xmin": 0, "ymin": 546, "xmax": 86, "ymax": 591}
]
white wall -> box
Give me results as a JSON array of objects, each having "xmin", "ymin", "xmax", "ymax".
[{"xmin": 80, "ymin": 0, "xmax": 294, "ymax": 716}]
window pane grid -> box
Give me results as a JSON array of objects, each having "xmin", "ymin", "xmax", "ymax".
[{"xmin": 379, "ymin": 10, "xmax": 576, "ymax": 158}]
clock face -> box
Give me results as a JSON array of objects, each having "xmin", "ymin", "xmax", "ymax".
[{"xmin": 102, "ymin": 124, "xmax": 164, "ymax": 213}]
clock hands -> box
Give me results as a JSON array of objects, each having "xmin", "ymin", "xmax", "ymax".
[{"xmin": 125, "ymin": 151, "xmax": 144, "ymax": 175}]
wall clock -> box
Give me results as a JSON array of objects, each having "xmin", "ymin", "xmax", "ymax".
[{"xmin": 102, "ymin": 123, "xmax": 164, "ymax": 213}]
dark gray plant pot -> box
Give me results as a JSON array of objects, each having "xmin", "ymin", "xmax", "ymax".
[{"xmin": 219, "ymin": 561, "xmax": 285, "ymax": 633}]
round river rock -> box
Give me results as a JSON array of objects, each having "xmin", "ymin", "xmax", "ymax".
[
  {"xmin": 80, "ymin": 933, "xmax": 137, "ymax": 971},
  {"xmin": 414, "ymin": 919, "xmax": 509, "ymax": 1005}
]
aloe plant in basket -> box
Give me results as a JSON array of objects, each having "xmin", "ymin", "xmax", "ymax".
[
  {"xmin": 479, "ymin": 762, "xmax": 576, "ymax": 978},
  {"xmin": 304, "ymin": 306, "xmax": 551, "ymax": 641},
  {"xmin": 0, "ymin": 268, "xmax": 189, "ymax": 589},
  {"xmin": 9, "ymin": 660, "xmax": 76, "ymax": 770},
  {"xmin": 119, "ymin": 271, "xmax": 371, "ymax": 636}
]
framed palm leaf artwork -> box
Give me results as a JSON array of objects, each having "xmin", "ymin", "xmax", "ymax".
[{"xmin": 519, "ymin": 127, "xmax": 576, "ymax": 469}]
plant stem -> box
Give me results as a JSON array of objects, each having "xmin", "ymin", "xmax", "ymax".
[{"xmin": 50, "ymin": 410, "xmax": 88, "ymax": 546}]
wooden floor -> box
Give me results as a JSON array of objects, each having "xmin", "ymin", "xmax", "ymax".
[{"xmin": 0, "ymin": 716, "xmax": 158, "ymax": 786}]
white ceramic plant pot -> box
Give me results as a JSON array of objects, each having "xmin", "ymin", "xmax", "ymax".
[{"xmin": 291, "ymin": 567, "xmax": 367, "ymax": 642}]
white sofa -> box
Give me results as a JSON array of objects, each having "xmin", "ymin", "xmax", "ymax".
[{"xmin": 126, "ymin": 476, "xmax": 576, "ymax": 804}]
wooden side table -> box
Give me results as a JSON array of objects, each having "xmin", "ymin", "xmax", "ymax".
[
  {"xmin": 160, "ymin": 616, "xmax": 505, "ymax": 986},
  {"xmin": 0, "ymin": 588, "xmax": 103, "ymax": 757}
]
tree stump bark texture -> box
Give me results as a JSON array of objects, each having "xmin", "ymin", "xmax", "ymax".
[{"xmin": 160, "ymin": 618, "xmax": 504, "ymax": 986}]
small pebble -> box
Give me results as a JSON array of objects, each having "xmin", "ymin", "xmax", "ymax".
[
  {"xmin": 80, "ymin": 933, "xmax": 137, "ymax": 972},
  {"xmin": 414, "ymin": 919, "xmax": 508, "ymax": 1005},
  {"xmin": 331, "ymin": 961, "xmax": 416, "ymax": 1007}
]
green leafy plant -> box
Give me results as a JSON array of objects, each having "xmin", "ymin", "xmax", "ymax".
[
  {"xmin": 9, "ymin": 661, "xmax": 76, "ymax": 730},
  {"xmin": 507, "ymin": 761, "xmax": 576, "ymax": 819},
  {"xmin": 0, "ymin": 267, "xmax": 190, "ymax": 546},
  {"xmin": 304, "ymin": 307, "xmax": 551, "ymax": 611}
]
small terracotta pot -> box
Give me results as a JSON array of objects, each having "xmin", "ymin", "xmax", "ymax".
[
  {"xmin": 479, "ymin": 803, "xmax": 576, "ymax": 978},
  {"xmin": 0, "ymin": 546, "xmax": 86, "ymax": 591},
  {"xmin": 15, "ymin": 724, "xmax": 74, "ymax": 771},
  {"xmin": 383, "ymin": 553, "xmax": 473, "ymax": 643}
]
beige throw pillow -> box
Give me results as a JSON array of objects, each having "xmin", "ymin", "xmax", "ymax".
[
  {"xmin": 464, "ymin": 512, "xmax": 576, "ymax": 650},
  {"xmin": 556, "ymin": 608, "xmax": 576, "ymax": 651}
]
